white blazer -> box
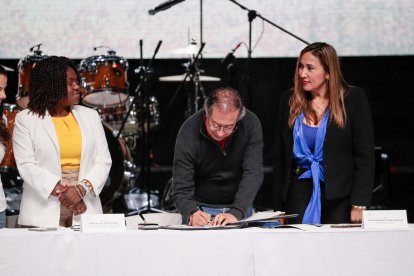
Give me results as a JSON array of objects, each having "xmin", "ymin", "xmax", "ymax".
[{"xmin": 13, "ymin": 105, "xmax": 112, "ymax": 227}]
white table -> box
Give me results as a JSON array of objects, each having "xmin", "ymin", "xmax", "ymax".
[{"xmin": 1, "ymin": 225, "xmax": 413, "ymax": 276}]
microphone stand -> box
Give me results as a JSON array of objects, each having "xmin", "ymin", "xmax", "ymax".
[
  {"xmin": 116, "ymin": 40, "xmax": 162, "ymax": 213},
  {"xmin": 228, "ymin": 0, "xmax": 310, "ymax": 107}
]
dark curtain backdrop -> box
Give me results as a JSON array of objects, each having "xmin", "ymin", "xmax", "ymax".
[{"xmin": 1, "ymin": 56, "xmax": 413, "ymax": 219}]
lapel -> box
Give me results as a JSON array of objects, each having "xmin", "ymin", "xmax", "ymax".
[
  {"xmin": 71, "ymin": 106, "xmax": 86, "ymax": 174},
  {"xmin": 41, "ymin": 111, "xmax": 60, "ymax": 155}
]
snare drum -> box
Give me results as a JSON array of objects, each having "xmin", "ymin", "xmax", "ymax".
[
  {"xmin": 0, "ymin": 104, "xmax": 20, "ymax": 172},
  {"xmin": 17, "ymin": 52, "xmax": 48, "ymax": 109},
  {"xmin": 79, "ymin": 53, "xmax": 129, "ymax": 108}
]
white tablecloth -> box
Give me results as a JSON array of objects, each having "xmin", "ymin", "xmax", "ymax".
[{"xmin": 1, "ymin": 225, "xmax": 413, "ymax": 276}]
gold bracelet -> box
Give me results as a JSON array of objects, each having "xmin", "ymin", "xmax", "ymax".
[
  {"xmin": 75, "ymin": 184, "xmax": 84, "ymax": 199},
  {"xmin": 81, "ymin": 179, "xmax": 93, "ymax": 192}
]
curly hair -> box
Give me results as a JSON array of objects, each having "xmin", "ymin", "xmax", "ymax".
[
  {"xmin": 27, "ymin": 56, "xmax": 80, "ymax": 117},
  {"xmin": 0, "ymin": 65, "xmax": 10, "ymax": 148},
  {"xmin": 289, "ymin": 42, "xmax": 348, "ymax": 128}
]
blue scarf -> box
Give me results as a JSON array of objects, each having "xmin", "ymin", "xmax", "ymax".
[{"xmin": 292, "ymin": 111, "xmax": 329, "ymax": 224}]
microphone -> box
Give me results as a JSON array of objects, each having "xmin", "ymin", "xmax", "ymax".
[
  {"xmin": 221, "ymin": 42, "xmax": 242, "ymax": 64},
  {"xmin": 148, "ymin": 0, "xmax": 185, "ymax": 16}
]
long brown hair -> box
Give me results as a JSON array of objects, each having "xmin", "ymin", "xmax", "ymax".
[
  {"xmin": 288, "ymin": 42, "xmax": 348, "ymax": 128},
  {"xmin": 0, "ymin": 65, "xmax": 10, "ymax": 148}
]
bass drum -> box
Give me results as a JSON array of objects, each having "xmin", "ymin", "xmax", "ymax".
[
  {"xmin": 100, "ymin": 121, "xmax": 133, "ymax": 212},
  {"xmin": 17, "ymin": 52, "xmax": 48, "ymax": 109}
]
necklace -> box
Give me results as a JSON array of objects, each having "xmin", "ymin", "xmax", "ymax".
[{"xmin": 312, "ymin": 99, "xmax": 328, "ymax": 115}]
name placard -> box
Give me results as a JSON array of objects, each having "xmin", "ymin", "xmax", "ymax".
[
  {"xmin": 362, "ymin": 210, "xmax": 408, "ymax": 229},
  {"xmin": 80, "ymin": 214, "xmax": 126, "ymax": 233}
]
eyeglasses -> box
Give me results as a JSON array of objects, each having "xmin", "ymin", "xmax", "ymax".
[{"xmin": 207, "ymin": 118, "xmax": 237, "ymax": 133}]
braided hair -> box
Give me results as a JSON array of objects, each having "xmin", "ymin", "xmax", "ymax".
[
  {"xmin": 0, "ymin": 65, "xmax": 10, "ymax": 148},
  {"xmin": 28, "ymin": 56, "xmax": 80, "ymax": 117}
]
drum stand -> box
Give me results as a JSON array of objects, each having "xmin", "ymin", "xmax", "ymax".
[
  {"xmin": 164, "ymin": 43, "xmax": 206, "ymax": 119},
  {"xmin": 116, "ymin": 40, "xmax": 162, "ymax": 213},
  {"xmin": 184, "ymin": 58, "xmax": 207, "ymax": 118}
]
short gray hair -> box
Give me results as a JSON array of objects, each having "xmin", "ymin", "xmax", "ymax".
[{"xmin": 203, "ymin": 87, "xmax": 246, "ymax": 120}]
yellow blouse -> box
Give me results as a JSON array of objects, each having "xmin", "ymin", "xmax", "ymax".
[{"xmin": 51, "ymin": 112, "xmax": 82, "ymax": 169}]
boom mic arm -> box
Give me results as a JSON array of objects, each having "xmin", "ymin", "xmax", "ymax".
[{"xmin": 148, "ymin": 0, "xmax": 185, "ymax": 15}]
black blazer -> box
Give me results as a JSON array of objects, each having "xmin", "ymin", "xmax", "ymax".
[{"xmin": 272, "ymin": 86, "xmax": 375, "ymax": 210}]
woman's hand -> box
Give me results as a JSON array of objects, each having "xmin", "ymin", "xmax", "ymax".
[
  {"xmin": 350, "ymin": 206, "xmax": 365, "ymax": 223},
  {"xmin": 72, "ymin": 200, "xmax": 87, "ymax": 216},
  {"xmin": 58, "ymin": 186, "xmax": 82, "ymax": 208},
  {"xmin": 51, "ymin": 182, "xmax": 68, "ymax": 197}
]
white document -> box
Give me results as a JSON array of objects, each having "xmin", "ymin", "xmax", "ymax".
[
  {"xmin": 362, "ymin": 210, "xmax": 408, "ymax": 229},
  {"xmin": 240, "ymin": 211, "xmax": 285, "ymax": 222},
  {"xmin": 80, "ymin": 214, "xmax": 126, "ymax": 233},
  {"xmin": 231, "ymin": 211, "xmax": 298, "ymax": 225}
]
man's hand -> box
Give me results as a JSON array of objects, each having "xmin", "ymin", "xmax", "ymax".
[
  {"xmin": 189, "ymin": 210, "xmax": 212, "ymax": 226},
  {"xmin": 211, "ymin": 213, "xmax": 237, "ymax": 226}
]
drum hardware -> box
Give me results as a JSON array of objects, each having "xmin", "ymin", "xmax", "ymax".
[
  {"xmin": 121, "ymin": 187, "xmax": 160, "ymax": 216},
  {"xmin": 0, "ymin": 64, "xmax": 14, "ymax": 72},
  {"xmin": 159, "ymin": 73, "xmax": 220, "ymax": 82},
  {"xmin": 100, "ymin": 121, "xmax": 134, "ymax": 212},
  {"xmin": 163, "ymin": 42, "xmax": 207, "ymax": 119},
  {"xmin": 1, "ymin": 104, "xmax": 24, "ymax": 215},
  {"xmin": 113, "ymin": 39, "xmax": 163, "ymax": 214},
  {"xmin": 170, "ymin": 39, "xmax": 203, "ymax": 56},
  {"xmin": 4, "ymin": 186, "xmax": 23, "ymax": 215}
]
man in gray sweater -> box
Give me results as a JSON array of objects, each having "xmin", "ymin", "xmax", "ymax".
[{"xmin": 172, "ymin": 87, "xmax": 263, "ymax": 226}]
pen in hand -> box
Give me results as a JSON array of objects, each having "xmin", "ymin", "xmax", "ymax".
[{"xmin": 191, "ymin": 207, "xmax": 212, "ymax": 226}]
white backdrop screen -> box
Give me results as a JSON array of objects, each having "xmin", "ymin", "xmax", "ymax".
[{"xmin": 1, "ymin": 0, "xmax": 413, "ymax": 59}]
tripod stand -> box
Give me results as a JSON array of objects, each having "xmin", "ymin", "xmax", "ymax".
[
  {"xmin": 116, "ymin": 40, "xmax": 162, "ymax": 214},
  {"xmin": 228, "ymin": 0, "xmax": 310, "ymax": 108},
  {"xmin": 183, "ymin": 56, "xmax": 208, "ymax": 118}
]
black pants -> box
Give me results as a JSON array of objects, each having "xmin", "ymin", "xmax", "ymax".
[{"xmin": 285, "ymin": 175, "xmax": 351, "ymax": 224}]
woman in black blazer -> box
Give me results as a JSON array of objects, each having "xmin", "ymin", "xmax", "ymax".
[{"xmin": 273, "ymin": 42, "xmax": 375, "ymax": 224}]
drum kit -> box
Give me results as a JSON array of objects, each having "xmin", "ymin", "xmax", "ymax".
[{"xmin": 1, "ymin": 41, "xmax": 220, "ymax": 214}]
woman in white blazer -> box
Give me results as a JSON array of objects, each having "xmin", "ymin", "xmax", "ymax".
[
  {"xmin": 0, "ymin": 65, "xmax": 10, "ymax": 228},
  {"xmin": 13, "ymin": 56, "xmax": 112, "ymax": 227}
]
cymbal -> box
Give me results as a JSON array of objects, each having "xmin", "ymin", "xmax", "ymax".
[
  {"xmin": 171, "ymin": 44, "xmax": 203, "ymax": 55},
  {"xmin": 0, "ymin": 64, "xmax": 15, "ymax": 72},
  {"xmin": 159, "ymin": 74, "xmax": 220, "ymax": 82}
]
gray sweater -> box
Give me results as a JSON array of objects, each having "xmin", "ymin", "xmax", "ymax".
[{"xmin": 172, "ymin": 109, "xmax": 264, "ymax": 223}]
